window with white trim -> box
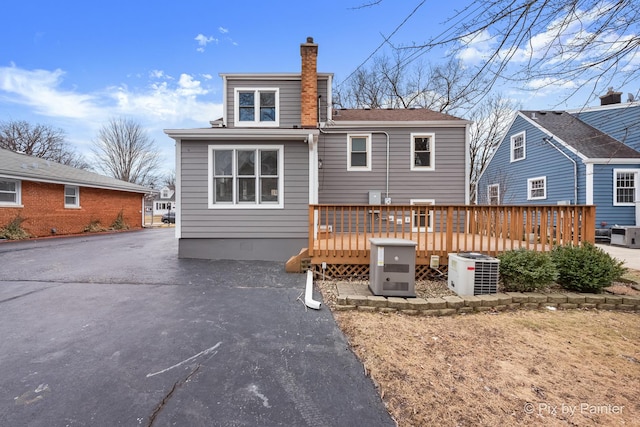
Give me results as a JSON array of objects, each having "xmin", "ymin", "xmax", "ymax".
[
  {"xmin": 614, "ymin": 170, "xmax": 637, "ymax": 205},
  {"xmin": 64, "ymin": 185, "xmax": 80, "ymax": 208},
  {"xmin": 510, "ymin": 131, "xmax": 526, "ymax": 162},
  {"xmin": 411, "ymin": 133, "xmax": 435, "ymax": 170},
  {"xmin": 488, "ymin": 184, "xmax": 500, "ymax": 205},
  {"xmin": 234, "ymin": 88, "xmax": 279, "ymax": 127},
  {"xmin": 209, "ymin": 145, "xmax": 283, "ymax": 208},
  {"xmin": 527, "ymin": 176, "xmax": 546, "ymax": 200},
  {"xmin": 347, "ymin": 134, "xmax": 371, "ymax": 171},
  {"xmin": 410, "ymin": 199, "xmax": 434, "ymax": 232},
  {"xmin": 0, "ymin": 179, "xmax": 21, "ymax": 206}
]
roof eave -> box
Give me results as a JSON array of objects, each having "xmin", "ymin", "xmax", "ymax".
[
  {"xmin": 218, "ymin": 72, "xmax": 333, "ymax": 80},
  {"xmin": 582, "ymin": 158, "xmax": 640, "ymax": 164},
  {"xmin": 0, "ymin": 173, "xmax": 150, "ymax": 194},
  {"xmin": 164, "ymin": 128, "xmax": 319, "ymax": 141}
]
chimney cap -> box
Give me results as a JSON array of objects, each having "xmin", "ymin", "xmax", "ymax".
[{"xmin": 306, "ymin": 36, "xmax": 314, "ymax": 43}]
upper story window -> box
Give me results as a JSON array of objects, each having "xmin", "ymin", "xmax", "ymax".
[
  {"xmin": 347, "ymin": 134, "xmax": 371, "ymax": 171},
  {"xmin": 64, "ymin": 185, "xmax": 80, "ymax": 208},
  {"xmin": 527, "ymin": 176, "xmax": 546, "ymax": 200},
  {"xmin": 161, "ymin": 188, "xmax": 170, "ymax": 199},
  {"xmin": 510, "ymin": 131, "xmax": 526, "ymax": 162},
  {"xmin": 488, "ymin": 184, "xmax": 500, "ymax": 205},
  {"xmin": 234, "ymin": 88, "xmax": 279, "ymax": 127},
  {"xmin": 614, "ymin": 170, "xmax": 637, "ymax": 205},
  {"xmin": 411, "ymin": 133, "xmax": 435, "ymax": 171},
  {"xmin": 0, "ymin": 179, "xmax": 21, "ymax": 206},
  {"xmin": 209, "ymin": 145, "xmax": 283, "ymax": 209}
]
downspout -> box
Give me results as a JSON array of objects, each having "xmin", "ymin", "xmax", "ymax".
[
  {"xmin": 382, "ymin": 131, "xmax": 390, "ymax": 201},
  {"xmin": 543, "ymin": 136, "xmax": 578, "ymax": 204},
  {"xmin": 464, "ymin": 123, "xmax": 471, "ymax": 204},
  {"xmin": 304, "ymin": 270, "xmax": 321, "ymax": 309},
  {"xmin": 174, "ymin": 138, "xmax": 182, "ymax": 239}
]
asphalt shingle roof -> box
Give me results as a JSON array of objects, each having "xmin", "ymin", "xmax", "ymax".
[
  {"xmin": 522, "ymin": 110, "xmax": 640, "ymax": 159},
  {"xmin": 0, "ymin": 148, "xmax": 150, "ymax": 193},
  {"xmin": 332, "ymin": 108, "xmax": 464, "ymax": 122}
]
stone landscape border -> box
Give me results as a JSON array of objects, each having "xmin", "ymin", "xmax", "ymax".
[{"xmin": 334, "ymin": 292, "xmax": 640, "ymax": 315}]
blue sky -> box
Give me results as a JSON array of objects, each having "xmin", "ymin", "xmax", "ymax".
[{"xmin": 1, "ymin": 1, "xmax": 637, "ymax": 176}]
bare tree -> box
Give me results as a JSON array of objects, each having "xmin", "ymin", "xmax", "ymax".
[
  {"xmin": 162, "ymin": 172, "xmax": 176, "ymax": 188},
  {"xmin": 469, "ymin": 95, "xmax": 520, "ymax": 203},
  {"xmin": 92, "ymin": 117, "xmax": 161, "ymax": 186},
  {"xmin": 400, "ymin": 0, "xmax": 640, "ymax": 102},
  {"xmin": 480, "ymin": 167, "xmax": 516, "ymax": 205},
  {"xmin": 0, "ymin": 120, "xmax": 89, "ymax": 169},
  {"xmin": 335, "ymin": 53, "xmax": 485, "ymax": 115}
]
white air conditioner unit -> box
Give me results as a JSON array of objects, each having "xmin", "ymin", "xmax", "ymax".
[
  {"xmin": 448, "ymin": 252, "xmax": 500, "ymax": 296},
  {"xmin": 611, "ymin": 226, "xmax": 640, "ymax": 249}
]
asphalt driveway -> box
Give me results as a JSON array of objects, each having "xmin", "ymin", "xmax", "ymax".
[{"xmin": 0, "ymin": 228, "xmax": 394, "ymax": 427}]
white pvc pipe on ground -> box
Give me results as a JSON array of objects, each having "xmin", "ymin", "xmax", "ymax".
[{"xmin": 305, "ymin": 270, "xmax": 321, "ymax": 310}]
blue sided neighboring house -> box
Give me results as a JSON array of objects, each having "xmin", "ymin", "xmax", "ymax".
[{"xmin": 477, "ymin": 91, "xmax": 640, "ymax": 230}]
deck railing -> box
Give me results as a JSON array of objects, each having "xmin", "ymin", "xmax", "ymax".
[{"xmin": 308, "ymin": 204, "xmax": 596, "ymax": 264}]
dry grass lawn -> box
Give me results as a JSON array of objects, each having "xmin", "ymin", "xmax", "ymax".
[{"xmin": 321, "ymin": 271, "xmax": 640, "ymax": 426}]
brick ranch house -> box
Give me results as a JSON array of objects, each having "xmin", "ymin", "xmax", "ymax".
[{"xmin": 0, "ymin": 148, "xmax": 150, "ymax": 238}]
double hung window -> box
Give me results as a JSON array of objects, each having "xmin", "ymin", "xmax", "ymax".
[
  {"xmin": 347, "ymin": 134, "xmax": 371, "ymax": 171},
  {"xmin": 64, "ymin": 185, "xmax": 80, "ymax": 208},
  {"xmin": 209, "ymin": 145, "xmax": 283, "ymax": 208},
  {"xmin": 411, "ymin": 133, "xmax": 435, "ymax": 170},
  {"xmin": 235, "ymin": 89, "xmax": 279, "ymax": 127},
  {"xmin": 527, "ymin": 176, "xmax": 546, "ymax": 200},
  {"xmin": 0, "ymin": 179, "xmax": 20, "ymax": 205},
  {"xmin": 511, "ymin": 132, "xmax": 526, "ymax": 162},
  {"xmin": 488, "ymin": 184, "xmax": 500, "ymax": 205},
  {"xmin": 614, "ymin": 170, "xmax": 637, "ymax": 205}
]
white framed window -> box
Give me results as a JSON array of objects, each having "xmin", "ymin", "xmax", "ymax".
[
  {"xmin": 161, "ymin": 188, "xmax": 170, "ymax": 198},
  {"xmin": 488, "ymin": 184, "xmax": 500, "ymax": 205},
  {"xmin": 613, "ymin": 169, "xmax": 638, "ymax": 206},
  {"xmin": 411, "ymin": 133, "xmax": 435, "ymax": 171},
  {"xmin": 527, "ymin": 176, "xmax": 546, "ymax": 200},
  {"xmin": 208, "ymin": 145, "xmax": 284, "ymax": 209},
  {"xmin": 410, "ymin": 199, "xmax": 434, "ymax": 232},
  {"xmin": 0, "ymin": 178, "xmax": 21, "ymax": 206},
  {"xmin": 510, "ymin": 131, "xmax": 526, "ymax": 162},
  {"xmin": 234, "ymin": 88, "xmax": 279, "ymax": 127},
  {"xmin": 347, "ymin": 134, "xmax": 371, "ymax": 171},
  {"xmin": 64, "ymin": 185, "xmax": 80, "ymax": 208}
]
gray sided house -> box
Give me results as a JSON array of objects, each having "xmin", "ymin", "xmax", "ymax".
[
  {"xmin": 477, "ymin": 93, "xmax": 640, "ymax": 228},
  {"xmin": 165, "ymin": 38, "xmax": 470, "ymax": 261}
]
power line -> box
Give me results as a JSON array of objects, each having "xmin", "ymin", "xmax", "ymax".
[{"xmin": 335, "ymin": 0, "xmax": 427, "ymax": 89}]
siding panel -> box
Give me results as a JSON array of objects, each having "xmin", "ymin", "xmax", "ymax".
[
  {"xmin": 226, "ymin": 76, "xmax": 330, "ymax": 128},
  {"xmin": 180, "ymin": 140, "xmax": 309, "ymax": 238},
  {"xmin": 318, "ymin": 126, "xmax": 467, "ymax": 204},
  {"xmin": 478, "ymin": 116, "xmax": 585, "ymax": 205}
]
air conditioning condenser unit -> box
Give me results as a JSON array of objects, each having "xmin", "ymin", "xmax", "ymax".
[
  {"xmin": 448, "ymin": 252, "xmax": 500, "ymax": 296},
  {"xmin": 610, "ymin": 226, "xmax": 640, "ymax": 249}
]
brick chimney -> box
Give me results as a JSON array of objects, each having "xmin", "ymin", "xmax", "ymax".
[
  {"xmin": 599, "ymin": 88, "xmax": 622, "ymax": 105},
  {"xmin": 300, "ymin": 37, "xmax": 318, "ymax": 128}
]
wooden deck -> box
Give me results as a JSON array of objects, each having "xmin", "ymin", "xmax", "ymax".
[{"xmin": 307, "ymin": 204, "xmax": 596, "ymax": 273}]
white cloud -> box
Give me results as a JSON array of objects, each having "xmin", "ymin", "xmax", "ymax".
[
  {"xmin": 0, "ymin": 64, "xmax": 223, "ymax": 174},
  {"xmin": 457, "ymin": 29, "xmax": 495, "ymax": 64},
  {"xmin": 218, "ymin": 27, "xmax": 229, "ymax": 34},
  {"xmin": 0, "ymin": 65, "xmax": 101, "ymax": 119},
  {"xmin": 194, "ymin": 34, "xmax": 218, "ymax": 52},
  {"xmin": 149, "ymin": 69, "xmax": 173, "ymax": 80}
]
